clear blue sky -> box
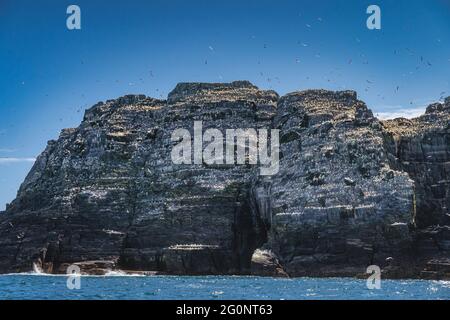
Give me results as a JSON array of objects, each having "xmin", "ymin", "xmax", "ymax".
[{"xmin": 1, "ymin": 0, "xmax": 449, "ymax": 210}]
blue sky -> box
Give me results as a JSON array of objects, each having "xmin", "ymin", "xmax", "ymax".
[{"xmin": 0, "ymin": 0, "xmax": 449, "ymax": 210}]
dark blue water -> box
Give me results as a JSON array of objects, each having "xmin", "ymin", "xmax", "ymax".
[{"xmin": 0, "ymin": 274, "xmax": 448, "ymax": 300}]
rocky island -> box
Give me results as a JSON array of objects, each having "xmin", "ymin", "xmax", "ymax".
[{"xmin": 0, "ymin": 81, "xmax": 448, "ymax": 279}]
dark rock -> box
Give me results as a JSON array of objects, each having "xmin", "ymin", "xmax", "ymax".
[
  {"xmin": 382, "ymin": 100, "xmax": 450, "ymax": 228},
  {"xmin": 0, "ymin": 83, "xmax": 448, "ymax": 279},
  {"xmin": 343, "ymin": 177, "xmax": 356, "ymax": 186}
]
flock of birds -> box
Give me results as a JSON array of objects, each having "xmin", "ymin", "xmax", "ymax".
[
  {"xmin": 12, "ymin": 14, "xmax": 450, "ymax": 127},
  {"xmin": 1, "ymin": 11, "xmax": 449, "ymax": 209}
]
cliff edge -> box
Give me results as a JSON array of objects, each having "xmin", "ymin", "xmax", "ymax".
[{"xmin": 0, "ymin": 81, "xmax": 448, "ymax": 279}]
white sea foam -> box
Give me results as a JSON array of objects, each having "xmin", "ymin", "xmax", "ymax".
[
  {"xmin": 104, "ymin": 270, "xmax": 146, "ymax": 277},
  {"xmin": 1, "ymin": 269, "xmax": 148, "ymax": 278},
  {"xmin": 32, "ymin": 262, "xmax": 43, "ymax": 274}
]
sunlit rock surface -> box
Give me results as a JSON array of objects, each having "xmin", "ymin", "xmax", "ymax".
[{"xmin": 0, "ymin": 82, "xmax": 448, "ymax": 279}]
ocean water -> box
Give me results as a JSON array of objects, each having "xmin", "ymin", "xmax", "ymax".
[{"xmin": 0, "ymin": 274, "xmax": 448, "ymax": 300}]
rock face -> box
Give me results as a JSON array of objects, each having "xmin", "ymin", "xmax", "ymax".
[
  {"xmin": 382, "ymin": 100, "xmax": 450, "ymax": 228},
  {"xmin": 0, "ymin": 81, "xmax": 448, "ymax": 279},
  {"xmin": 380, "ymin": 100, "xmax": 450, "ymax": 279},
  {"xmin": 255, "ymin": 90, "xmax": 416, "ymax": 277}
]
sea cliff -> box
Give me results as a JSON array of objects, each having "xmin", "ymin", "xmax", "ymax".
[{"xmin": 0, "ymin": 81, "xmax": 448, "ymax": 279}]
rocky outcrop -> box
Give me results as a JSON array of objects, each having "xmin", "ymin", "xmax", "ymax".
[
  {"xmin": 382, "ymin": 99, "xmax": 450, "ymax": 228},
  {"xmin": 0, "ymin": 81, "xmax": 276, "ymax": 275},
  {"xmin": 250, "ymin": 249, "xmax": 288, "ymax": 277},
  {"xmin": 0, "ymin": 81, "xmax": 448, "ymax": 279},
  {"xmin": 379, "ymin": 100, "xmax": 450, "ymax": 279},
  {"xmin": 255, "ymin": 90, "xmax": 416, "ymax": 277}
]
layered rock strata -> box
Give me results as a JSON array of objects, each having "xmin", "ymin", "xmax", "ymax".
[{"xmin": 0, "ymin": 81, "xmax": 448, "ymax": 279}]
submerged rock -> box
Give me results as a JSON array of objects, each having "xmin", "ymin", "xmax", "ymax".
[{"xmin": 0, "ymin": 81, "xmax": 448, "ymax": 279}]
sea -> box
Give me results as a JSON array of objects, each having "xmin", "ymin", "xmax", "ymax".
[{"xmin": 0, "ymin": 273, "xmax": 449, "ymax": 300}]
